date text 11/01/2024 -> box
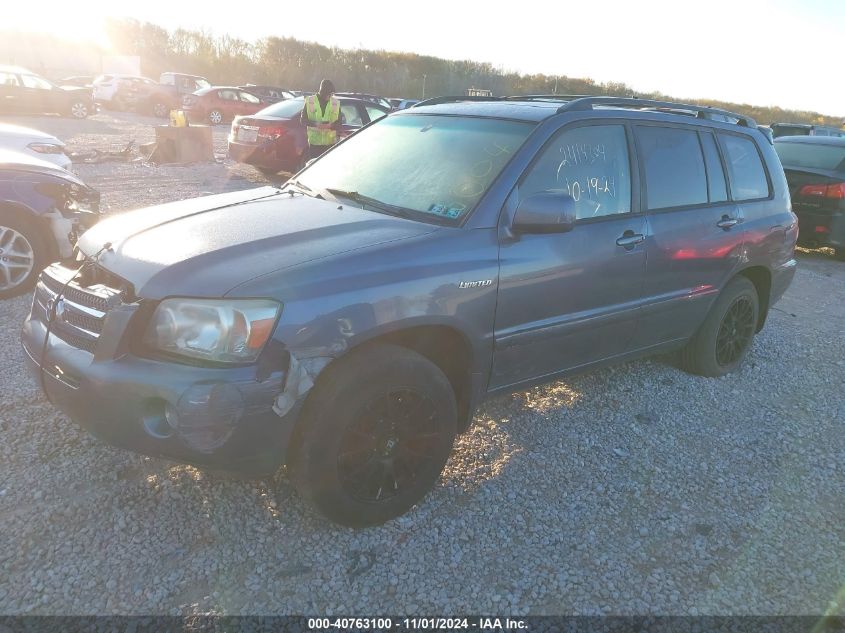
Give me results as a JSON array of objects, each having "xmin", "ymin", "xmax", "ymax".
[{"xmin": 307, "ymin": 617, "xmax": 528, "ymax": 630}]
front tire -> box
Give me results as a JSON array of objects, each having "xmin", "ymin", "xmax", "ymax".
[
  {"xmin": 289, "ymin": 344, "xmax": 457, "ymax": 527},
  {"xmin": 0, "ymin": 214, "xmax": 47, "ymax": 300},
  {"xmin": 681, "ymin": 276, "xmax": 759, "ymax": 377},
  {"xmin": 68, "ymin": 100, "xmax": 90, "ymax": 119}
]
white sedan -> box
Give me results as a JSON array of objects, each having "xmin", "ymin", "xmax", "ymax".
[{"xmin": 0, "ymin": 123, "xmax": 71, "ymax": 170}]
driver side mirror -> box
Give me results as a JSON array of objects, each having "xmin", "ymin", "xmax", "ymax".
[{"xmin": 512, "ymin": 191, "xmax": 576, "ymax": 234}]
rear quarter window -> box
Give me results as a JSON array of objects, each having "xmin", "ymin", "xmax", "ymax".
[
  {"xmin": 636, "ymin": 126, "xmax": 708, "ymax": 210},
  {"xmin": 718, "ymin": 133, "xmax": 770, "ymax": 201}
]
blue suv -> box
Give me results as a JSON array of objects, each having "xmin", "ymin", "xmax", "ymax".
[{"xmin": 21, "ymin": 96, "xmax": 798, "ymax": 526}]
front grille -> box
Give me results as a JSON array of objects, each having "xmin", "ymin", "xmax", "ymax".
[
  {"xmin": 35, "ymin": 263, "xmax": 135, "ymax": 355},
  {"xmin": 41, "ymin": 273, "xmax": 111, "ymax": 312},
  {"xmin": 62, "ymin": 309, "xmax": 104, "ymax": 334}
]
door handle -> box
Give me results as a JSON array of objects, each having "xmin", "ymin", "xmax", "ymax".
[
  {"xmin": 717, "ymin": 216, "xmax": 740, "ymax": 229},
  {"xmin": 616, "ymin": 232, "xmax": 645, "ymax": 248}
]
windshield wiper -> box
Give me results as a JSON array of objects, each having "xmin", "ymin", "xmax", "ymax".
[
  {"xmin": 283, "ymin": 179, "xmax": 320, "ymax": 197},
  {"xmin": 319, "ymin": 188, "xmax": 427, "ymax": 221}
]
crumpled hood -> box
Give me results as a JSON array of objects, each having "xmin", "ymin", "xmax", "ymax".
[{"xmin": 78, "ymin": 187, "xmax": 438, "ymax": 298}]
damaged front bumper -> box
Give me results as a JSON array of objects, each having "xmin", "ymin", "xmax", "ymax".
[{"xmin": 21, "ymin": 311, "xmax": 309, "ymax": 477}]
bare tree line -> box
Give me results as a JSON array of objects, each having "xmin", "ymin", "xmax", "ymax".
[{"xmin": 4, "ymin": 19, "xmax": 842, "ymax": 127}]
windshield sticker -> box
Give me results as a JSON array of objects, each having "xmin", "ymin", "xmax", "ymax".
[{"xmin": 429, "ymin": 203, "xmax": 466, "ymax": 218}]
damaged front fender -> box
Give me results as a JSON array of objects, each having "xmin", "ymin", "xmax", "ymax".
[{"xmin": 272, "ymin": 354, "xmax": 331, "ymax": 417}]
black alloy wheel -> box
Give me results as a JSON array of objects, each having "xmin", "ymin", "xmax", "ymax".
[
  {"xmin": 715, "ymin": 297, "xmax": 755, "ymax": 367},
  {"xmin": 680, "ymin": 275, "xmax": 759, "ymax": 377},
  {"xmin": 338, "ymin": 388, "xmax": 443, "ymax": 503},
  {"xmin": 288, "ymin": 343, "xmax": 457, "ymax": 527}
]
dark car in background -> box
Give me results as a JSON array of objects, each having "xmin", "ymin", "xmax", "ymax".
[
  {"xmin": 182, "ymin": 86, "xmax": 267, "ymax": 124},
  {"xmin": 228, "ymin": 95, "xmax": 389, "ymax": 174},
  {"xmin": 0, "ymin": 151, "xmax": 99, "ymax": 298},
  {"xmin": 144, "ymin": 72, "xmax": 211, "ymax": 118},
  {"xmin": 23, "ymin": 96, "xmax": 796, "ymax": 527},
  {"xmin": 771, "ymin": 123, "xmax": 845, "ymax": 138},
  {"xmin": 335, "ymin": 92, "xmax": 393, "ymax": 110},
  {"xmin": 239, "ymin": 85, "xmax": 296, "ymax": 103},
  {"xmin": 774, "ymin": 136, "xmax": 845, "ymax": 259},
  {"xmin": 0, "ymin": 66, "xmax": 95, "ymax": 119},
  {"xmin": 93, "ymin": 75, "xmax": 158, "ymax": 111}
]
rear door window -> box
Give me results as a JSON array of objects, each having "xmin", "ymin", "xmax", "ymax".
[
  {"xmin": 636, "ymin": 126, "xmax": 708, "ymax": 210},
  {"xmin": 218, "ymin": 89, "xmax": 240, "ymax": 101},
  {"xmin": 699, "ymin": 131, "xmax": 728, "ymax": 203},
  {"xmin": 718, "ymin": 133, "xmax": 770, "ymax": 201},
  {"xmin": 520, "ymin": 124, "xmax": 632, "ymax": 220},
  {"xmin": 238, "ymin": 90, "xmax": 260, "ymax": 104},
  {"xmin": 21, "ymin": 74, "xmax": 53, "ymax": 90}
]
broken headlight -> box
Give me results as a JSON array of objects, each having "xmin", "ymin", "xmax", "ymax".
[{"xmin": 144, "ymin": 298, "xmax": 281, "ymax": 363}]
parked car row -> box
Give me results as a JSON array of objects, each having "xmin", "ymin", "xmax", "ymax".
[{"xmin": 1, "ymin": 64, "xmax": 422, "ymax": 128}]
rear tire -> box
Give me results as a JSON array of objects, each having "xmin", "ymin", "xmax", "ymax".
[
  {"xmin": 208, "ymin": 110, "xmax": 224, "ymax": 125},
  {"xmin": 288, "ymin": 344, "xmax": 457, "ymax": 527},
  {"xmin": 152, "ymin": 100, "xmax": 169, "ymax": 118},
  {"xmin": 680, "ymin": 276, "xmax": 759, "ymax": 377},
  {"xmin": 68, "ymin": 100, "xmax": 90, "ymax": 119},
  {"xmin": 0, "ymin": 213, "xmax": 47, "ymax": 300}
]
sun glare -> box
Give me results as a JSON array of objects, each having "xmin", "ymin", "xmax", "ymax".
[{"xmin": 7, "ymin": 6, "xmax": 111, "ymax": 50}]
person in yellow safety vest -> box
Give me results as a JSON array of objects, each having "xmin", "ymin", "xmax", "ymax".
[{"xmin": 300, "ymin": 79, "xmax": 342, "ymax": 162}]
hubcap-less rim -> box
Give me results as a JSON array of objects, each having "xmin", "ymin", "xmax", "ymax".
[
  {"xmin": 338, "ymin": 388, "xmax": 442, "ymax": 503},
  {"xmin": 210, "ymin": 111, "xmax": 223, "ymax": 124},
  {"xmin": 0, "ymin": 226, "xmax": 35, "ymax": 291},
  {"xmin": 71, "ymin": 102, "xmax": 87, "ymax": 118},
  {"xmin": 715, "ymin": 297, "xmax": 755, "ymax": 366}
]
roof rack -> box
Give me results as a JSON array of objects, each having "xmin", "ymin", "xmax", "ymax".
[
  {"xmin": 412, "ymin": 95, "xmax": 506, "ymax": 107},
  {"xmin": 410, "ymin": 94, "xmax": 757, "ymax": 128},
  {"xmin": 557, "ymin": 96, "xmax": 756, "ymax": 127},
  {"xmin": 502, "ymin": 94, "xmax": 593, "ymax": 101},
  {"xmin": 413, "ymin": 94, "xmax": 594, "ymax": 108}
]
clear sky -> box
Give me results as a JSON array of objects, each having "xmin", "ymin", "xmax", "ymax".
[{"xmin": 7, "ymin": 0, "xmax": 845, "ymax": 116}]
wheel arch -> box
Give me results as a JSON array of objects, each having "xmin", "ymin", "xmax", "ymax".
[
  {"xmin": 308, "ymin": 321, "xmax": 478, "ymax": 433},
  {"xmin": 735, "ymin": 265, "xmax": 772, "ymax": 331},
  {"xmin": 0, "ymin": 200, "xmax": 57, "ymax": 260}
]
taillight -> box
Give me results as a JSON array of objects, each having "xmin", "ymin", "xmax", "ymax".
[
  {"xmin": 798, "ymin": 182, "xmax": 845, "ymax": 199},
  {"xmin": 258, "ymin": 126, "xmax": 287, "ymax": 139}
]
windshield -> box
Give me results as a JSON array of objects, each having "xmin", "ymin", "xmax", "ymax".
[
  {"xmin": 258, "ymin": 96, "xmax": 305, "ymax": 118},
  {"xmin": 195, "ymin": 78, "xmax": 211, "ymax": 90},
  {"xmin": 775, "ymin": 142, "xmax": 845, "ymax": 172},
  {"xmin": 296, "ymin": 114, "xmax": 533, "ymax": 224}
]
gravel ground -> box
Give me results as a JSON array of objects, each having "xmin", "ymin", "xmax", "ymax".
[{"xmin": 0, "ymin": 112, "xmax": 844, "ymax": 617}]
